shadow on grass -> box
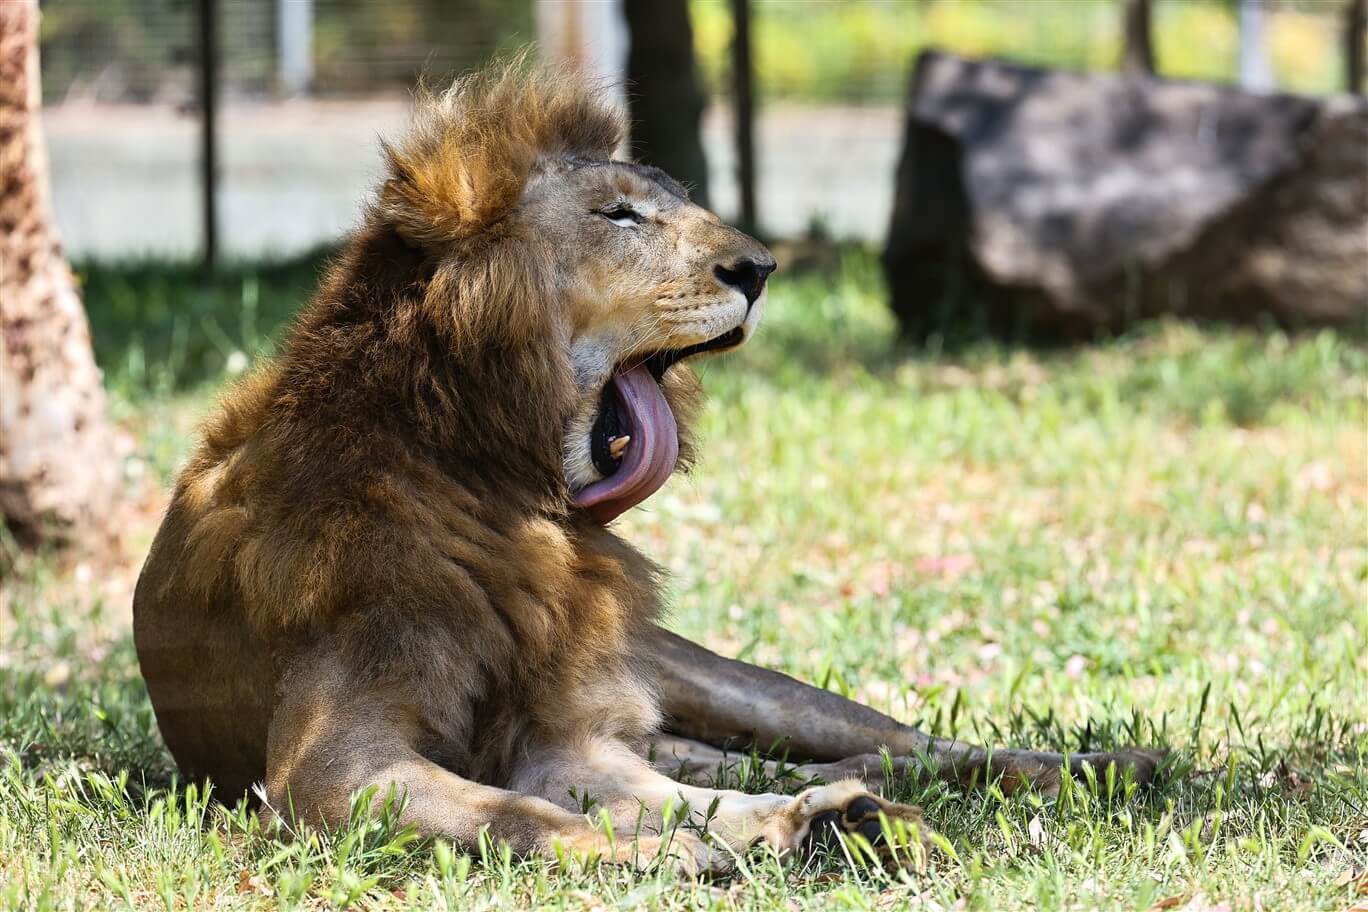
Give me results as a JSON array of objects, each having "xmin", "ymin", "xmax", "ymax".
[
  {"xmin": 0, "ymin": 630, "xmax": 176, "ymax": 795},
  {"xmin": 4, "ymin": 621, "xmax": 1359, "ymax": 817},
  {"xmin": 3, "ymin": 587, "xmax": 1361, "ymax": 894},
  {"xmin": 77, "ymin": 244, "xmax": 1365, "ymax": 431}
]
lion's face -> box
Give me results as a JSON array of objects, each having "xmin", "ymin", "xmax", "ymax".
[
  {"xmin": 375, "ymin": 69, "xmax": 772, "ymax": 522},
  {"xmin": 518, "ymin": 158, "xmax": 775, "ymax": 522}
]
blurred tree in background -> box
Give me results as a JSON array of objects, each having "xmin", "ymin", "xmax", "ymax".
[
  {"xmin": 2, "ymin": 0, "xmax": 121, "ymax": 553},
  {"xmin": 312, "ymin": 0, "xmax": 529, "ymax": 94},
  {"xmin": 37, "ymin": 0, "xmax": 191, "ymax": 103},
  {"xmin": 1123, "ymin": 0, "xmax": 1156, "ymax": 73},
  {"xmin": 624, "ymin": 0, "xmax": 710, "ymax": 207}
]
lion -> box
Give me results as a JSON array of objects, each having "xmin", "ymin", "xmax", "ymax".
[{"xmin": 132, "ymin": 61, "xmax": 1161, "ymax": 875}]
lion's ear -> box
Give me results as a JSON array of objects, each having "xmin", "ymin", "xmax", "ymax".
[
  {"xmin": 376, "ymin": 61, "xmax": 623, "ymax": 248},
  {"xmin": 378, "ymin": 130, "xmax": 536, "ymax": 246}
]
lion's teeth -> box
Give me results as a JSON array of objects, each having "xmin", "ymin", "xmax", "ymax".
[{"xmin": 609, "ymin": 435, "xmax": 630, "ymax": 459}]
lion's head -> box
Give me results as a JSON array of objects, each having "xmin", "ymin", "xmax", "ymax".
[{"xmin": 375, "ymin": 60, "xmax": 774, "ymax": 522}]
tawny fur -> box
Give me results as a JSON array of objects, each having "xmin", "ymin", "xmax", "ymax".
[
  {"xmin": 135, "ymin": 63, "xmax": 895, "ymax": 872},
  {"xmin": 135, "ymin": 63, "xmax": 1162, "ymax": 870},
  {"xmin": 137, "ymin": 64, "xmax": 686, "ymax": 797}
]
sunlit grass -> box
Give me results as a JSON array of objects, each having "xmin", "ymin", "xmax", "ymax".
[{"xmin": 2, "ymin": 252, "xmax": 1365, "ymax": 910}]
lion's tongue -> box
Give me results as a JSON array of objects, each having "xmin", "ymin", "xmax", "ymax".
[{"xmin": 572, "ymin": 364, "xmax": 678, "ymax": 523}]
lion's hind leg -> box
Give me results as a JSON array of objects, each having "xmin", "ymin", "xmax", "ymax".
[
  {"xmin": 647, "ymin": 625, "xmax": 1167, "ymax": 797},
  {"xmin": 647, "ymin": 735, "xmax": 929, "ymax": 794}
]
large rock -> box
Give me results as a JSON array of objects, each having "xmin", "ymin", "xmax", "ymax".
[{"xmin": 883, "ymin": 51, "xmax": 1368, "ymax": 340}]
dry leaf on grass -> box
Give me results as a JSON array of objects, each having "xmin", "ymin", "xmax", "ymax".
[
  {"xmin": 1334, "ymin": 865, "xmax": 1368, "ymax": 895},
  {"xmin": 235, "ymin": 869, "xmax": 272, "ymax": 897},
  {"xmin": 1148, "ymin": 894, "xmax": 1235, "ymax": 912}
]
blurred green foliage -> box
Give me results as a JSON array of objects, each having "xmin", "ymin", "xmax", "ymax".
[
  {"xmin": 76, "ymin": 251, "xmax": 331, "ymax": 398},
  {"xmin": 312, "ymin": 0, "xmax": 532, "ymax": 95},
  {"xmin": 692, "ymin": 0, "xmax": 1362, "ymax": 102},
  {"xmin": 38, "ymin": 0, "xmax": 192, "ymax": 104}
]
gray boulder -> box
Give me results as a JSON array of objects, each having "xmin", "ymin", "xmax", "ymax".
[{"xmin": 884, "ymin": 51, "xmax": 1368, "ymax": 340}]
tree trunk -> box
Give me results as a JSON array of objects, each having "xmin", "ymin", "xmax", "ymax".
[
  {"xmin": 623, "ymin": 0, "xmax": 710, "ymax": 207},
  {"xmin": 0, "ymin": 0, "xmax": 120, "ymax": 551},
  {"xmin": 1122, "ymin": 0, "xmax": 1156, "ymax": 76},
  {"xmin": 1348, "ymin": 0, "xmax": 1366, "ymax": 95}
]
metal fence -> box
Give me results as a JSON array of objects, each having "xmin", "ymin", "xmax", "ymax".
[{"xmin": 38, "ymin": 0, "xmax": 1362, "ymax": 262}]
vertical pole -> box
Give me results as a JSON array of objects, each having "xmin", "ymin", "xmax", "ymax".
[
  {"xmin": 277, "ymin": 0, "xmax": 313, "ymax": 96},
  {"xmin": 1348, "ymin": 0, "xmax": 1366, "ymax": 95},
  {"xmin": 1121, "ymin": 0, "xmax": 1155, "ymax": 76},
  {"xmin": 730, "ymin": 0, "xmax": 756, "ymax": 233},
  {"xmin": 1238, "ymin": 0, "xmax": 1273, "ymax": 92},
  {"xmin": 197, "ymin": 0, "xmax": 219, "ymax": 275},
  {"xmin": 622, "ymin": 0, "xmax": 710, "ymax": 207}
]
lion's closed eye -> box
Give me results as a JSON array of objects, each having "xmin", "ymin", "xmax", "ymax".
[{"xmin": 597, "ymin": 204, "xmax": 644, "ymax": 227}]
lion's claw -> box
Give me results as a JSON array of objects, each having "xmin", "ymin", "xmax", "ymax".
[{"xmin": 800, "ymin": 809, "xmax": 844, "ymax": 854}]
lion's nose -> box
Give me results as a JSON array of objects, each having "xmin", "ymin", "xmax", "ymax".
[{"xmin": 714, "ymin": 255, "xmax": 777, "ymax": 308}]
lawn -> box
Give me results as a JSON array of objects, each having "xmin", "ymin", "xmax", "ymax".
[{"xmin": 2, "ymin": 251, "xmax": 1365, "ymax": 911}]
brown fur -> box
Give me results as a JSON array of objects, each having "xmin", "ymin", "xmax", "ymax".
[
  {"xmin": 141, "ymin": 62, "xmax": 663, "ymax": 785},
  {"xmin": 136, "ymin": 61, "xmax": 1161, "ymax": 873}
]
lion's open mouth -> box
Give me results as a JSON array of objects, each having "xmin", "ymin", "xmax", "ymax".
[{"xmin": 572, "ymin": 326, "xmax": 744, "ymax": 523}]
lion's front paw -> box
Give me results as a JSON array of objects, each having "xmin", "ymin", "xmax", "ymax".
[{"xmin": 757, "ymin": 780, "xmax": 931, "ymax": 866}]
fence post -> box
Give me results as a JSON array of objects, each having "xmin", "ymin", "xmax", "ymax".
[
  {"xmin": 535, "ymin": 0, "xmax": 628, "ymax": 111},
  {"xmin": 730, "ymin": 0, "xmax": 756, "ymax": 233},
  {"xmin": 277, "ymin": 0, "xmax": 313, "ymax": 96},
  {"xmin": 1348, "ymin": 0, "xmax": 1366, "ymax": 94},
  {"xmin": 196, "ymin": 0, "xmax": 219, "ymax": 275},
  {"xmin": 1238, "ymin": 0, "xmax": 1273, "ymax": 92}
]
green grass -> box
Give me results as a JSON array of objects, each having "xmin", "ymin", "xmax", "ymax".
[{"xmin": 3, "ymin": 252, "xmax": 1366, "ymax": 910}]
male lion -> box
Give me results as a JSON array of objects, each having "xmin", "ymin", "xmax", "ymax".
[{"xmin": 133, "ymin": 62, "xmax": 1160, "ymax": 874}]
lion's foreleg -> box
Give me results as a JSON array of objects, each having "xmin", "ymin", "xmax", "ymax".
[
  {"xmin": 264, "ymin": 654, "xmax": 666, "ymax": 870},
  {"xmin": 513, "ymin": 738, "xmax": 929, "ymax": 869}
]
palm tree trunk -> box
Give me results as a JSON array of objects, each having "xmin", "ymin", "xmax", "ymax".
[{"xmin": 0, "ymin": 0, "xmax": 121, "ymax": 551}]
